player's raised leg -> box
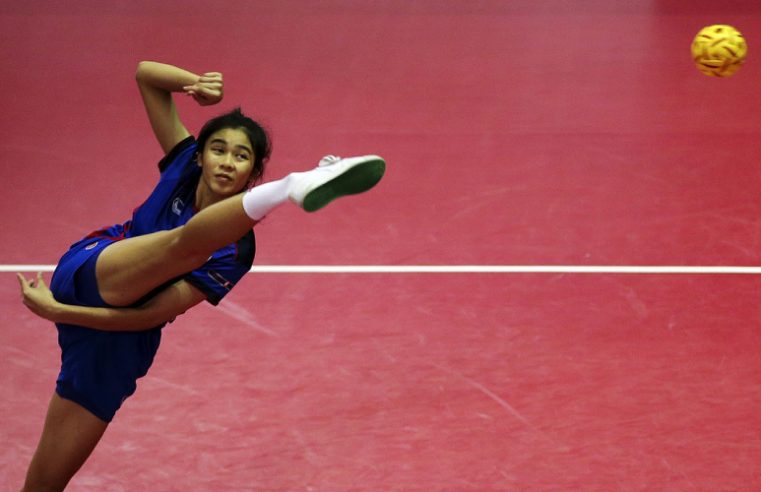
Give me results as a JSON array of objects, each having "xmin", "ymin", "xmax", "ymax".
[
  {"xmin": 94, "ymin": 196, "xmax": 252, "ymax": 306},
  {"xmin": 95, "ymin": 154, "xmax": 385, "ymax": 306}
]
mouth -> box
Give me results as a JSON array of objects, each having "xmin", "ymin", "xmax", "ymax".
[{"xmin": 214, "ymin": 173, "xmax": 234, "ymax": 183}]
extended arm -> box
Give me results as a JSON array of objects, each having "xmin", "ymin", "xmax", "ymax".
[
  {"xmin": 135, "ymin": 61, "xmax": 224, "ymax": 154},
  {"xmin": 17, "ymin": 273, "xmax": 206, "ymax": 332}
]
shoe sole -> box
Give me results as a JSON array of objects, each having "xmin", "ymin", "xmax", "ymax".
[{"xmin": 302, "ymin": 157, "xmax": 386, "ymax": 212}]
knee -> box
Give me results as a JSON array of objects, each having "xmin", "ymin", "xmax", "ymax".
[{"xmin": 168, "ymin": 230, "xmax": 212, "ymax": 266}]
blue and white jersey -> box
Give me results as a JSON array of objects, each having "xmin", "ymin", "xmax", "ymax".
[{"xmin": 85, "ymin": 136, "xmax": 254, "ymax": 305}]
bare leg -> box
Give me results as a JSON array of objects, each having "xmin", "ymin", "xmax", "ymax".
[
  {"xmin": 97, "ymin": 193, "xmax": 255, "ymax": 306},
  {"xmin": 95, "ymin": 154, "xmax": 384, "ymax": 306},
  {"xmin": 21, "ymin": 393, "xmax": 109, "ymax": 492}
]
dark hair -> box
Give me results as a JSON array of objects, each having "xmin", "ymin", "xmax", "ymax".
[{"xmin": 196, "ymin": 107, "xmax": 272, "ymax": 186}]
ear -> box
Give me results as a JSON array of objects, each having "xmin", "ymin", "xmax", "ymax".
[{"xmin": 195, "ymin": 151, "xmax": 203, "ymax": 167}]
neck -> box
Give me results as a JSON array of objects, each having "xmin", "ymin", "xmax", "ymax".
[{"xmin": 194, "ymin": 180, "xmax": 222, "ymax": 211}]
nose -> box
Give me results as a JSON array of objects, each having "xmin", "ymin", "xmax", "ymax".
[{"xmin": 220, "ymin": 153, "xmax": 235, "ymax": 168}]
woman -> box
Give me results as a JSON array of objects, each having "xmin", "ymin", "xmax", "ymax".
[{"xmin": 16, "ymin": 60, "xmax": 385, "ymax": 491}]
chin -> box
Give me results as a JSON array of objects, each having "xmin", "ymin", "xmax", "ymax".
[{"xmin": 214, "ymin": 183, "xmax": 240, "ymax": 196}]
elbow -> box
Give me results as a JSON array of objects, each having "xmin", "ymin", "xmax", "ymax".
[
  {"xmin": 143, "ymin": 305, "xmax": 185, "ymax": 330},
  {"xmin": 129, "ymin": 304, "xmax": 172, "ymax": 331},
  {"xmin": 145, "ymin": 311, "xmax": 175, "ymax": 329},
  {"xmin": 135, "ymin": 60, "xmax": 154, "ymax": 82}
]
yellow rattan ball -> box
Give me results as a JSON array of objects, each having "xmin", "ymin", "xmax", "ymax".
[{"xmin": 691, "ymin": 24, "xmax": 747, "ymax": 77}]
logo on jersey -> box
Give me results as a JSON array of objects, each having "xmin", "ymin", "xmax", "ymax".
[
  {"xmin": 85, "ymin": 241, "xmax": 99, "ymax": 250},
  {"xmin": 207, "ymin": 270, "xmax": 234, "ymax": 291},
  {"xmin": 172, "ymin": 197, "xmax": 185, "ymax": 216}
]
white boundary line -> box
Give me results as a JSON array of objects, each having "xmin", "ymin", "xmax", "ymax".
[
  {"xmin": 250, "ymin": 265, "xmax": 761, "ymax": 274},
  {"xmin": 2, "ymin": 264, "xmax": 761, "ymax": 274}
]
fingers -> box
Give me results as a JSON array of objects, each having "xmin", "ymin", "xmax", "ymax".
[
  {"xmin": 16, "ymin": 272, "xmax": 46, "ymax": 290},
  {"xmin": 182, "ymin": 73, "xmax": 223, "ymax": 92},
  {"xmin": 195, "ymin": 85, "xmax": 222, "ymax": 99},
  {"xmin": 17, "ymin": 273, "xmax": 31, "ymax": 307},
  {"xmin": 199, "ymin": 73, "xmax": 223, "ymax": 86},
  {"xmin": 183, "ymin": 81, "xmax": 223, "ymax": 93},
  {"xmin": 186, "ymin": 90, "xmax": 223, "ymax": 107},
  {"xmin": 181, "ymin": 72, "xmax": 224, "ymax": 106},
  {"xmin": 37, "ymin": 272, "xmax": 47, "ymax": 289},
  {"xmin": 189, "ymin": 85, "xmax": 223, "ymax": 99},
  {"xmin": 17, "ymin": 273, "xmax": 29, "ymax": 290}
]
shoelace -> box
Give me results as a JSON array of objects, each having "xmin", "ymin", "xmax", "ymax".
[{"xmin": 318, "ymin": 155, "xmax": 341, "ymax": 167}]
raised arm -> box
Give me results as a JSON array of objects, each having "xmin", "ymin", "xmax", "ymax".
[
  {"xmin": 136, "ymin": 61, "xmax": 224, "ymax": 154},
  {"xmin": 18, "ymin": 273, "xmax": 206, "ymax": 332}
]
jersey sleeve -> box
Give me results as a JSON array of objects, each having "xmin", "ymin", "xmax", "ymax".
[
  {"xmin": 158, "ymin": 136, "xmax": 197, "ymax": 174},
  {"xmin": 183, "ymin": 231, "xmax": 256, "ymax": 305}
]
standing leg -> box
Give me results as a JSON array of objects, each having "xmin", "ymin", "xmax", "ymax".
[{"xmin": 21, "ymin": 393, "xmax": 109, "ymax": 492}]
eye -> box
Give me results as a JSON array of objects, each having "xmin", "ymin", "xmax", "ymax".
[{"xmin": 236, "ymin": 153, "xmax": 251, "ymax": 161}]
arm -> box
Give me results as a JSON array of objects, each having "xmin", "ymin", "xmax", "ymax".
[
  {"xmin": 135, "ymin": 61, "xmax": 224, "ymax": 154},
  {"xmin": 18, "ymin": 273, "xmax": 206, "ymax": 332}
]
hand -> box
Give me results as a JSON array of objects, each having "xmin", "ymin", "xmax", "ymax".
[
  {"xmin": 183, "ymin": 72, "xmax": 224, "ymax": 106},
  {"xmin": 17, "ymin": 272, "xmax": 60, "ymax": 322}
]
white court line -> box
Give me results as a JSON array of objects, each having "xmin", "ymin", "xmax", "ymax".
[
  {"xmin": 2, "ymin": 264, "xmax": 761, "ymax": 274},
  {"xmin": 249, "ymin": 265, "xmax": 761, "ymax": 274}
]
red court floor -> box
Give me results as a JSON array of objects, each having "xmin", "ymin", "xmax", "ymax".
[{"xmin": 2, "ymin": 1, "xmax": 761, "ymax": 490}]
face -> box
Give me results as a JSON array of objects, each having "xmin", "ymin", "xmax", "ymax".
[{"xmin": 197, "ymin": 127, "xmax": 255, "ymax": 198}]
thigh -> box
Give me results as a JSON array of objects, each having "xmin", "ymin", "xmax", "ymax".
[
  {"xmin": 23, "ymin": 393, "xmax": 108, "ymax": 491},
  {"xmin": 96, "ymin": 228, "xmax": 204, "ymax": 306}
]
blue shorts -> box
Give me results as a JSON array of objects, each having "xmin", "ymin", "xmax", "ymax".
[{"xmin": 50, "ymin": 237, "xmax": 162, "ymax": 423}]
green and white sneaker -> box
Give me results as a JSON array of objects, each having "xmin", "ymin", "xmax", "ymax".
[{"xmin": 290, "ymin": 155, "xmax": 386, "ymax": 212}]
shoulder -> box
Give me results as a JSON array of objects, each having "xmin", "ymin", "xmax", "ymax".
[{"xmin": 158, "ymin": 136, "xmax": 197, "ymax": 173}]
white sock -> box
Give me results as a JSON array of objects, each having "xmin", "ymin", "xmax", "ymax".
[{"xmin": 241, "ymin": 173, "xmax": 304, "ymax": 220}]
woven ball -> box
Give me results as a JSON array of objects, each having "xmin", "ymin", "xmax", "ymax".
[{"xmin": 691, "ymin": 24, "xmax": 747, "ymax": 77}]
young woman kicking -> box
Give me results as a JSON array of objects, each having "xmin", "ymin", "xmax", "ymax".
[{"xmin": 15, "ymin": 60, "xmax": 385, "ymax": 491}]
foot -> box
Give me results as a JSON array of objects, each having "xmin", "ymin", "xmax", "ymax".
[{"xmin": 289, "ymin": 155, "xmax": 386, "ymax": 212}]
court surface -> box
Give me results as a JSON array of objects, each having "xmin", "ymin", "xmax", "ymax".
[{"xmin": 2, "ymin": 1, "xmax": 761, "ymax": 490}]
